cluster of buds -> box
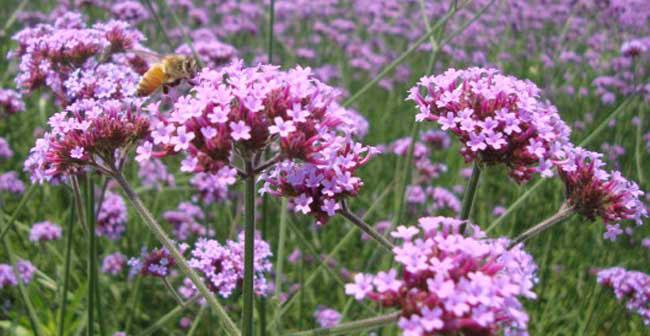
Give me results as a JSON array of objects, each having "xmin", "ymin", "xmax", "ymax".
[
  {"xmin": 10, "ymin": 12, "xmax": 144, "ymax": 101},
  {"xmin": 96, "ymin": 192, "xmax": 128, "ymax": 240},
  {"xmin": 345, "ymin": 217, "xmax": 538, "ymax": 336},
  {"xmin": 29, "ymin": 221, "xmax": 62, "ymax": 242},
  {"xmin": 596, "ymin": 267, "xmax": 649, "ymax": 325},
  {"xmin": 0, "ymin": 88, "xmax": 25, "ymax": 116},
  {"xmin": 24, "ymin": 99, "xmax": 150, "ymax": 183},
  {"xmin": 409, "ymin": 67, "xmax": 571, "ymax": 183},
  {"xmin": 555, "ymin": 145, "xmax": 647, "ymax": 240},
  {"xmin": 129, "ymin": 246, "xmax": 181, "ymax": 278},
  {"xmin": 163, "ymin": 202, "xmax": 213, "ymax": 241},
  {"xmin": 187, "ymin": 232, "xmax": 272, "ymax": 298}
]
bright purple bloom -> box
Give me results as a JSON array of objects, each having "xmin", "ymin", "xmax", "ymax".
[
  {"xmin": 129, "ymin": 247, "xmax": 177, "ymax": 278},
  {"xmin": 102, "ymin": 252, "xmax": 127, "ymax": 276},
  {"xmin": 0, "ymin": 88, "xmax": 25, "ymax": 116},
  {"xmin": 0, "ymin": 264, "xmax": 18, "ymax": 288},
  {"xmin": 314, "ymin": 307, "xmax": 342, "ymax": 328},
  {"xmin": 346, "ymin": 216, "xmax": 538, "ymax": 335},
  {"xmin": 96, "ymin": 192, "xmax": 128, "ymax": 240},
  {"xmin": 189, "ymin": 167, "xmax": 237, "ymax": 204},
  {"xmin": 597, "ymin": 267, "xmax": 650, "ymax": 325},
  {"xmin": 0, "ymin": 137, "xmax": 13, "ymax": 160},
  {"xmin": 15, "ymin": 260, "xmax": 36, "ymax": 284},
  {"xmin": 29, "ymin": 221, "xmax": 62, "ymax": 242},
  {"xmin": 163, "ymin": 202, "xmax": 212, "ymax": 241}
]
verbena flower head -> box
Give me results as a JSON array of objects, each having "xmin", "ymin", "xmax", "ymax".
[
  {"xmin": 29, "ymin": 221, "xmax": 62, "ymax": 242},
  {"xmin": 0, "ymin": 88, "xmax": 25, "ymax": 116},
  {"xmin": 409, "ymin": 68, "xmax": 571, "ymax": 183},
  {"xmin": 15, "ymin": 260, "xmax": 36, "ymax": 284},
  {"xmin": 111, "ymin": 1, "xmax": 150, "ymax": 24},
  {"xmin": 189, "ymin": 167, "xmax": 238, "ymax": 204},
  {"xmin": 0, "ymin": 137, "xmax": 13, "ymax": 160},
  {"xmin": 0, "ymin": 171, "xmax": 25, "ymax": 194},
  {"xmin": 555, "ymin": 145, "xmax": 647, "ymax": 240},
  {"xmin": 129, "ymin": 246, "xmax": 179, "ymax": 278},
  {"xmin": 96, "ymin": 192, "xmax": 128, "ymax": 240},
  {"xmin": 621, "ymin": 40, "xmax": 647, "ymax": 58},
  {"xmin": 25, "ymin": 99, "xmax": 150, "ymax": 183},
  {"xmin": 314, "ymin": 306, "xmax": 342, "ymax": 328},
  {"xmin": 163, "ymin": 202, "xmax": 211, "ymax": 241},
  {"xmin": 137, "ymin": 158, "xmax": 175, "ymax": 190},
  {"xmin": 175, "ymin": 30, "xmax": 237, "ymax": 69},
  {"xmin": 188, "ymin": 232, "xmax": 272, "ymax": 298},
  {"xmin": 345, "ymin": 216, "xmax": 538, "ymax": 336},
  {"xmin": 597, "ymin": 267, "xmax": 649, "ymax": 325},
  {"xmin": 0, "ymin": 264, "xmax": 18, "ymax": 288},
  {"xmin": 102, "ymin": 252, "xmax": 127, "ymax": 276}
]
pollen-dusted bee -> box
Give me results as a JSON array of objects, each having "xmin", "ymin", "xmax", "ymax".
[{"xmin": 133, "ymin": 50, "xmax": 200, "ymax": 97}]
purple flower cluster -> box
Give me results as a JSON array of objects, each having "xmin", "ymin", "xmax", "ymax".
[
  {"xmin": 189, "ymin": 167, "xmax": 237, "ymax": 204},
  {"xmin": 111, "ymin": 1, "xmax": 149, "ymax": 24},
  {"xmin": 555, "ymin": 145, "xmax": 647, "ymax": 240},
  {"xmin": 314, "ymin": 306, "xmax": 342, "ymax": 328},
  {"xmin": 102, "ymin": 252, "xmax": 127, "ymax": 276},
  {"xmin": 345, "ymin": 217, "xmax": 537, "ymax": 336},
  {"xmin": 597, "ymin": 267, "xmax": 649, "ymax": 325},
  {"xmin": 175, "ymin": 29, "xmax": 237, "ymax": 69},
  {"xmin": 29, "ymin": 221, "xmax": 62, "ymax": 242},
  {"xmin": 0, "ymin": 88, "xmax": 25, "ymax": 116},
  {"xmin": 96, "ymin": 192, "xmax": 128, "ymax": 240},
  {"xmin": 409, "ymin": 68, "xmax": 571, "ymax": 183},
  {"xmin": 136, "ymin": 158, "xmax": 175, "ymax": 190},
  {"xmin": 10, "ymin": 13, "xmax": 144, "ymax": 101},
  {"xmin": 0, "ymin": 137, "xmax": 13, "ymax": 160},
  {"xmin": 188, "ymin": 232, "xmax": 272, "ymax": 298},
  {"xmin": 0, "ymin": 171, "xmax": 25, "ymax": 194},
  {"xmin": 129, "ymin": 246, "xmax": 178, "ymax": 278},
  {"xmin": 163, "ymin": 202, "xmax": 212, "ymax": 241},
  {"xmin": 0, "ymin": 260, "xmax": 37, "ymax": 288}
]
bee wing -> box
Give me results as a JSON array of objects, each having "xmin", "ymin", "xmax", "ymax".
[{"xmin": 130, "ymin": 49, "xmax": 164, "ymax": 63}]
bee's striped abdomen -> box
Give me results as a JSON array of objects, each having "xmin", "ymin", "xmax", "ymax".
[{"xmin": 136, "ymin": 63, "xmax": 165, "ymax": 97}]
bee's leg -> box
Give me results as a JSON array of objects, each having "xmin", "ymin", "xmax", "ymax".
[{"xmin": 162, "ymin": 84, "xmax": 169, "ymax": 94}]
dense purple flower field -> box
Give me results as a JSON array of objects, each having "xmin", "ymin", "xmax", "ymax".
[{"xmin": 0, "ymin": 1, "xmax": 648, "ymax": 335}]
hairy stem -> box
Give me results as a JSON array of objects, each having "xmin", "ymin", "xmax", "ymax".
[
  {"xmin": 84, "ymin": 176, "xmax": 97, "ymax": 336},
  {"xmin": 510, "ymin": 203, "xmax": 575, "ymax": 248},
  {"xmin": 459, "ymin": 163, "xmax": 481, "ymax": 222},
  {"xmin": 112, "ymin": 170, "xmax": 241, "ymax": 336},
  {"xmin": 242, "ymin": 159, "xmax": 257, "ymax": 336},
  {"xmin": 57, "ymin": 207, "xmax": 75, "ymax": 336}
]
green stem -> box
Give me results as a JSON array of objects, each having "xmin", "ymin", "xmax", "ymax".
[
  {"xmin": 187, "ymin": 305, "xmax": 207, "ymax": 336},
  {"xmin": 112, "ymin": 170, "xmax": 241, "ymax": 336},
  {"xmin": 509, "ymin": 203, "xmax": 574, "ymax": 248},
  {"xmin": 0, "ymin": 184, "xmax": 36, "ymax": 241},
  {"xmin": 137, "ymin": 296, "xmax": 200, "ymax": 336},
  {"xmin": 391, "ymin": 122, "xmax": 419, "ymax": 231},
  {"xmin": 242, "ymin": 160, "xmax": 256, "ymax": 336},
  {"xmin": 459, "ymin": 163, "xmax": 481, "ymax": 222},
  {"xmin": 340, "ymin": 201, "xmax": 394, "ymax": 251},
  {"xmin": 268, "ymin": 0, "xmax": 275, "ymax": 63},
  {"xmin": 258, "ymin": 194, "xmax": 269, "ymax": 336},
  {"xmin": 58, "ymin": 206, "xmax": 76, "ymax": 336},
  {"xmin": 274, "ymin": 199, "xmax": 288, "ymax": 300},
  {"xmin": 84, "ymin": 176, "xmax": 96, "ymax": 336},
  {"xmin": 284, "ymin": 311, "xmax": 400, "ymax": 336},
  {"xmin": 635, "ymin": 107, "xmax": 645, "ymax": 185}
]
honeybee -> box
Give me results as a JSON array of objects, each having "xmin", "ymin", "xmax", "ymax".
[{"xmin": 133, "ymin": 50, "xmax": 200, "ymax": 97}]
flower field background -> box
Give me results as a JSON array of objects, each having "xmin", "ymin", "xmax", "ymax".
[{"xmin": 0, "ymin": 0, "xmax": 648, "ymax": 335}]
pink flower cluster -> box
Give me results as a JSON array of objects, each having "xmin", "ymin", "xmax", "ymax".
[
  {"xmin": 96, "ymin": 192, "xmax": 128, "ymax": 240},
  {"xmin": 136, "ymin": 158, "xmax": 175, "ymax": 190},
  {"xmin": 189, "ymin": 167, "xmax": 238, "ymax": 204},
  {"xmin": 555, "ymin": 146, "xmax": 647, "ymax": 240},
  {"xmin": 314, "ymin": 306, "xmax": 342, "ymax": 328},
  {"xmin": 345, "ymin": 217, "xmax": 538, "ymax": 336},
  {"xmin": 29, "ymin": 221, "xmax": 62, "ymax": 242},
  {"xmin": 10, "ymin": 12, "xmax": 144, "ymax": 100},
  {"xmin": 129, "ymin": 246, "xmax": 178, "ymax": 278},
  {"xmin": 0, "ymin": 137, "xmax": 13, "ymax": 160},
  {"xmin": 163, "ymin": 202, "xmax": 212, "ymax": 241},
  {"xmin": 0, "ymin": 88, "xmax": 25, "ymax": 116},
  {"xmin": 175, "ymin": 29, "xmax": 237, "ymax": 69},
  {"xmin": 102, "ymin": 252, "xmax": 127, "ymax": 276},
  {"xmin": 111, "ymin": 1, "xmax": 149, "ymax": 24},
  {"xmin": 597, "ymin": 267, "xmax": 649, "ymax": 325},
  {"xmin": 25, "ymin": 99, "xmax": 150, "ymax": 183},
  {"xmin": 188, "ymin": 232, "xmax": 272, "ymax": 298},
  {"xmin": 409, "ymin": 68, "xmax": 571, "ymax": 183}
]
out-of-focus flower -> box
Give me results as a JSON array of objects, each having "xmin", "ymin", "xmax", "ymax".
[
  {"xmin": 96, "ymin": 192, "xmax": 128, "ymax": 240},
  {"xmin": 597, "ymin": 267, "xmax": 649, "ymax": 325},
  {"xmin": 189, "ymin": 167, "xmax": 237, "ymax": 204},
  {"xmin": 188, "ymin": 232, "xmax": 272, "ymax": 298},
  {"xmin": 0, "ymin": 88, "xmax": 25, "ymax": 116},
  {"xmin": 163, "ymin": 202, "xmax": 211, "ymax": 241},
  {"xmin": 0, "ymin": 138, "xmax": 13, "ymax": 160},
  {"xmin": 0, "ymin": 172, "xmax": 25, "ymax": 194},
  {"xmin": 621, "ymin": 40, "xmax": 647, "ymax": 58},
  {"xmin": 555, "ymin": 145, "xmax": 647, "ymax": 239},
  {"xmin": 314, "ymin": 307, "xmax": 342, "ymax": 328},
  {"xmin": 111, "ymin": 1, "xmax": 149, "ymax": 24},
  {"xmin": 0, "ymin": 264, "xmax": 18, "ymax": 288},
  {"xmin": 129, "ymin": 247, "xmax": 177, "ymax": 278},
  {"xmin": 175, "ymin": 30, "xmax": 237, "ymax": 69},
  {"xmin": 29, "ymin": 221, "xmax": 62, "ymax": 242},
  {"xmin": 346, "ymin": 216, "xmax": 537, "ymax": 336},
  {"xmin": 137, "ymin": 158, "xmax": 175, "ymax": 190},
  {"xmin": 102, "ymin": 252, "xmax": 127, "ymax": 276},
  {"xmin": 409, "ymin": 68, "xmax": 571, "ymax": 183},
  {"xmin": 15, "ymin": 260, "xmax": 36, "ymax": 284}
]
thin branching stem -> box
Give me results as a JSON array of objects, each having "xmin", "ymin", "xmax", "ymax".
[
  {"xmin": 137, "ymin": 295, "xmax": 201, "ymax": 336},
  {"xmin": 509, "ymin": 202, "xmax": 575, "ymax": 248},
  {"xmin": 0, "ymin": 184, "xmax": 36, "ymax": 241},
  {"xmin": 459, "ymin": 163, "xmax": 481, "ymax": 222},
  {"xmin": 57, "ymin": 206, "xmax": 75, "ymax": 336},
  {"xmin": 112, "ymin": 169, "xmax": 241, "ymax": 336},
  {"xmin": 340, "ymin": 201, "xmax": 395, "ymax": 251}
]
